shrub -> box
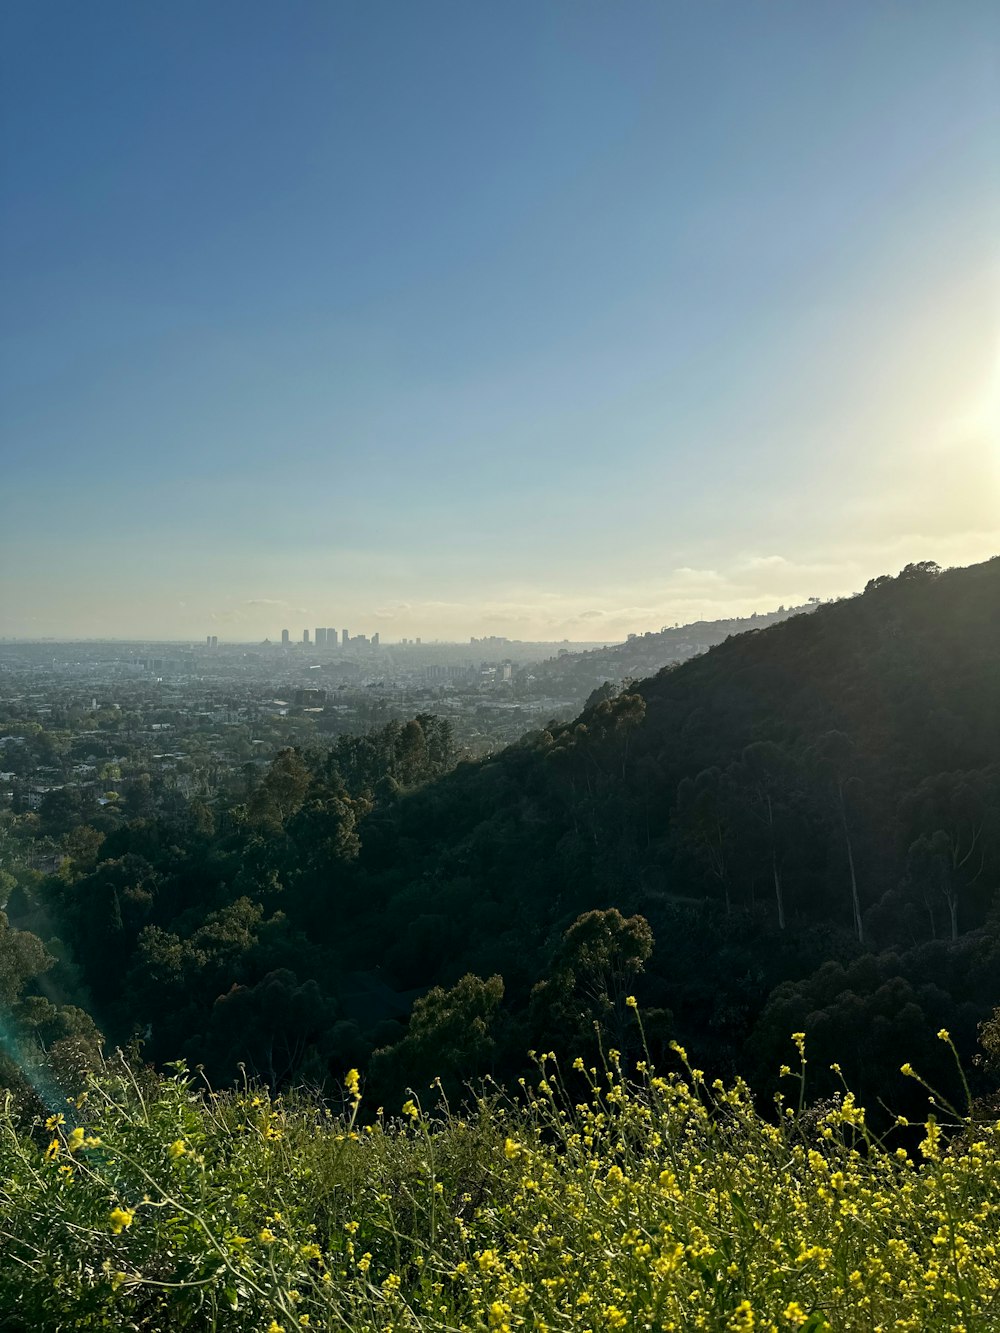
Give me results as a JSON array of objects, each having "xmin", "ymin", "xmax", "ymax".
[{"xmin": 1, "ymin": 1026, "xmax": 998, "ymax": 1330}]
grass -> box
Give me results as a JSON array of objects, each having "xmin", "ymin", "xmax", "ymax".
[{"xmin": 0, "ymin": 1024, "xmax": 998, "ymax": 1332}]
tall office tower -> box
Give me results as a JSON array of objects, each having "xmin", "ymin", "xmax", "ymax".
[
  {"xmin": 371, "ymin": 632, "xmax": 380, "ymax": 648},
  {"xmin": 303, "ymin": 629, "xmax": 310, "ymax": 644},
  {"xmin": 281, "ymin": 629, "xmax": 290, "ymax": 646},
  {"xmin": 327, "ymin": 628, "xmax": 337, "ymax": 644},
  {"xmin": 206, "ymin": 635, "xmax": 211, "ymax": 646},
  {"xmin": 315, "ymin": 627, "xmax": 326, "ymax": 646},
  {"xmin": 342, "ymin": 629, "xmax": 349, "ymax": 645}
]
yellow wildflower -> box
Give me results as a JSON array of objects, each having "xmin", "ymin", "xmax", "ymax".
[{"xmin": 729, "ymin": 1299, "xmax": 755, "ymax": 1329}]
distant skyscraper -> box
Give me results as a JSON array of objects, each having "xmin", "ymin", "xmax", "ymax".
[
  {"xmin": 303, "ymin": 629, "xmax": 310, "ymax": 644},
  {"xmin": 342, "ymin": 629, "xmax": 349, "ymax": 645},
  {"xmin": 315, "ymin": 627, "xmax": 326, "ymax": 646},
  {"xmin": 327, "ymin": 628, "xmax": 337, "ymax": 645},
  {"xmin": 371, "ymin": 632, "xmax": 380, "ymax": 648},
  {"xmin": 281, "ymin": 628, "xmax": 290, "ymax": 646}
]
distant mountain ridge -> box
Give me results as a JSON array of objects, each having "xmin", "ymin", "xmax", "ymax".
[{"xmin": 522, "ymin": 601, "xmax": 816, "ymax": 699}]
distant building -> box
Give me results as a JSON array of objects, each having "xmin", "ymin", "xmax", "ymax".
[
  {"xmin": 315, "ymin": 628, "xmax": 327, "ymax": 646},
  {"xmin": 281, "ymin": 628, "xmax": 290, "ymax": 646},
  {"xmin": 342, "ymin": 629, "xmax": 349, "ymax": 645},
  {"xmin": 371, "ymin": 632, "xmax": 380, "ymax": 648},
  {"xmin": 293, "ymin": 687, "xmax": 327, "ymax": 706},
  {"xmin": 302, "ymin": 629, "xmax": 310, "ymax": 644},
  {"xmin": 326, "ymin": 628, "xmax": 338, "ymax": 645}
]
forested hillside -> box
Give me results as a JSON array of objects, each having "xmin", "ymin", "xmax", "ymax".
[{"xmin": 3, "ymin": 558, "xmax": 998, "ymax": 1120}]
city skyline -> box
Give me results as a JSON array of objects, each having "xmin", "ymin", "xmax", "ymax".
[
  {"xmin": 0, "ymin": 581, "xmax": 864, "ymax": 648},
  {"xmin": 0, "ymin": 553, "xmax": 994, "ymax": 644}
]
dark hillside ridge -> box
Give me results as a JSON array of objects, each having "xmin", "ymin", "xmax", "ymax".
[
  {"xmin": 344, "ymin": 557, "xmax": 999, "ymax": 1103},
  {"xmin": 365, "ymin": 558, "xmax": 998, "ymax": 941},
  {"xmin": 10, "ymin": 557, "xmax": 999, "ymax": 1121},
  {"xmin": 630, "ymin": 556, "xmax": 999, "ymax": 777}
]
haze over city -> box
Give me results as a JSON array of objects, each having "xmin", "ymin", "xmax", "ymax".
[{"xmin": 2, "ymin": 1, "xmax": 998, "ymax": 641}]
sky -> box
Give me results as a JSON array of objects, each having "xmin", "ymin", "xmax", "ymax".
[{"xmin": 1, "ymin": 1, "xmax": 998, "ymax": 643}]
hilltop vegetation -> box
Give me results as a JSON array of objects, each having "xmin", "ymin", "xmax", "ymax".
[{"xmin": 1, "ymin": 558, "xmax": 999, "ymax": 1120}]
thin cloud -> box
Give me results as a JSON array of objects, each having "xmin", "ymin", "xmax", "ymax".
[{"xmin": 245, "ymin": 599, "xmax": 311, "ymax": 614}]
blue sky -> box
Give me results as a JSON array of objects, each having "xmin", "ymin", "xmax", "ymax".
[{"xmin": 2, "ymin": 1, "xmax": 997, "ymax": 640}]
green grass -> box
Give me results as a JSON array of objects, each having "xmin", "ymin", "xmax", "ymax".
[{"xmin": 1, "ymin": 1030, "xmax": 998, "ymax": 1331}]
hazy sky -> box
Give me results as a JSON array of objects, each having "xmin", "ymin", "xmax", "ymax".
[{"xmin": 2, "ymin": 2, "xmax": 998, "ymax": 642}]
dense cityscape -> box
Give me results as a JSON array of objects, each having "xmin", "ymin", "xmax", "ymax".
[{"xmin": 0, "ymin": 602, "xmax": 808, "ymax": 879}]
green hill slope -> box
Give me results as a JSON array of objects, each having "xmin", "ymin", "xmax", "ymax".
[{"xmin": 7, "ymin": 558, "xmax": 999, "ymax": 1116}]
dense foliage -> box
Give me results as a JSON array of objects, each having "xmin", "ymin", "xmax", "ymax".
[
  {"xmin": 2, "ymin": 1026, "xmax": 998, "ymax": 1331},
  {"xmin": 1, "ymin": 558, "xmax": 999, "ymax": 1117}
]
